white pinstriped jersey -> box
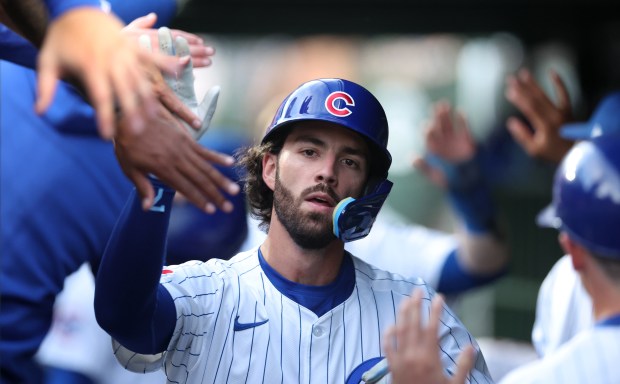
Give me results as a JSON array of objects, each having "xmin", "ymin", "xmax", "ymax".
[
  {"xmin": 113, "ymin": 248, "xmax": 491, "ymax": 384},
  {"xmin": 500, "ymin": 324, "xmax": 620, "ymax": 384},
  {"xmin": 531, "ymin": 255, "xmax": 593, "ymax": 357}
]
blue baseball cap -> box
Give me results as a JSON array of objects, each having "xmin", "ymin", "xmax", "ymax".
[
  {"xmin": 561, "ymin": 91, "xmax": 620, "ymax": 140},
  {"xmin": 537, "ymin": 135, "xmax": 620, "ymax": 258}
]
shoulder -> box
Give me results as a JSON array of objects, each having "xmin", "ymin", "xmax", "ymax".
[
  {"xmin": 351, "ymin": 254, "xmax": 430, "ymax": 296},
  {"xmin": 160, "ymin": 248, "xmax": 261, "ymax": 285}
]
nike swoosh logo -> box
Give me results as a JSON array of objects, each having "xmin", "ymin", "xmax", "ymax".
[{"xmin": 234, "ymin": 315, "xmax": 269, "ymax": 331}]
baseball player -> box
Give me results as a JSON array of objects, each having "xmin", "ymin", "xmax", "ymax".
[
  {"xmin": 0, "ymin": 2, "xmax": 223, "ymax": 382},
  {"xmin": 530, "ymin": 90, "xmax": 620, "ymax": 358},
  {"xmin": 380, "ymin": 112, "xmax": 620, "ymax": 384},
  {"xmin": 35, "ymin": 131, "xmax": 250, "ymax": 384},
  {"xmin": 94, "ymin": 78, "xmax": 492, "ymax": 384}
]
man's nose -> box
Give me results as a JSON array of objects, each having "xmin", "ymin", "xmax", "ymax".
[{"xmin": 315, "ymin": 157, "xmax": 338, "ymax": 186}]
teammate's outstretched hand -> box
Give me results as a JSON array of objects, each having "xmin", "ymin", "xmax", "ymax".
[
  {"xmin": 35, "ymin": 7, "xmax": 181, "ymax": 140},
  {"xmin": 505, "ymin": 68, "xmax": 574, "ymax": 163},
  {"xmin": 413, "ymin": 100, "xmax": 476, "ymax": 189},
  {"xmin": 113, "ymin": 109, "xmax": 239, "ymax": 213},
  {"xmin": 114, "ymin": 27, "xmax": 239, "ymax": 213},
  {"xmin": 383, "ymin": 289, "xmax": 475, "ymax": 384}
]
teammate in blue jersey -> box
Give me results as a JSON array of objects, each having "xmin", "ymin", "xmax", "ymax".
[
  {"xmin": 0, "ymin": 0, "xmax": 238, "ymax": 213},
  {"xmin": 94, "ymin": 78, "xmax": 493, "ymax": 384},
  {"xmin": 33, "ymin": 130, "xmax": 250, "ymax": 384},
  {"xmin": 0, "ymin": 2, "xmax": 232, "ymax": 383}
]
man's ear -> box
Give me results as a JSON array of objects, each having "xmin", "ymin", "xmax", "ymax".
[
  {"xmin": 559, "ymin": 232, "xmax": 587, "ymax": 271},
  {"xmin": 262, "ymin": 152, "xmax": 277, "ymax": 191}
]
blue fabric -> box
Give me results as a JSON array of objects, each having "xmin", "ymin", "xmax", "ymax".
[
  {"xmin": 43, "ymin": 0, "xmax": 101, "ymax": 20},
  {"xmin": 425, "ymin": 151, "xmax": 497, "ymax": 234},
  {"xmin": 0, "ymin": 60, "xmax": 132, "ymax": 383},
  {"xmin": 437, "ymin": 250, "xmax": 506, "ymax": 294},
  {"xmin": 0, "ymin": 24, "xmax": 38, "ymax": 68},
  {"xmin": 109, "ymin": 0, "xmax": 177, "ymax": 26},
  {"xmin": 0, "ymin": 2, "xmax": 184, "ymax": 380},
  {"xmin": 94, "ymin": 184, "xmax": 177, "ymax": 354},
  {"xmin": 258, "ymin": 249, "xmax": 356, "ymax": 318},
  {"xmin": 43, "ymin": 367, "xmax": 95, "ymax": 384}
]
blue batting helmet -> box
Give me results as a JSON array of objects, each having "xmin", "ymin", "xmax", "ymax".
[
  {"xmin": 561, "ymin": 91, "xmax": 620, "ymax": 140},
  {"xmin": 263, "ymin": 78, "xmax": 393, "ymax": 242},
  {"xmin": 537, "ymin": 135, "xmax": 620, "ymax": 258},
  {"xmin": 263, "ymin": 78, "xmax": 392, "ymax": 179},
  {"xmin": 166, "ymin": 130, "xmax": 250, "ymax": 263}
]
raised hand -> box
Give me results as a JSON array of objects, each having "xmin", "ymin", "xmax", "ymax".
[
  {"xmin": 35, "ymin": 8, "xmax": 182, "ymax": 140},
  {"xmin": 383, "ymin": 289, "xmax": 475, "ymax": 384},
  {"xmin": 413, "ymin": 100, "xmax": 477, "ymax": 189},
  {"xmin": 505, "ymin": 68, "xmax": 575, "ymax": 163},
  {"xmin": 113, "ymin": 28, "xmax": 240, "ymax": 213}
]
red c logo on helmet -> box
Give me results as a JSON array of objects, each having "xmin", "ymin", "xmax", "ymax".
[{"xmin": 325, "ymin": 91, "xmax": 355, "ymax": 117}]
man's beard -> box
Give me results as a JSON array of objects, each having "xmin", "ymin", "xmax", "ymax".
[{"xmin": 273, "ymin": 174, "xmax": 339, "ymax": 250}]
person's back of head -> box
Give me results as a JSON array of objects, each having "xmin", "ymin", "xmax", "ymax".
[{"xmin": 538, "ymin": 134, "xmax": 620, "ymax": 261}]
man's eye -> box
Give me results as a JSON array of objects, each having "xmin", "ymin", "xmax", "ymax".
[{"xmin": 343, "ymin": 158, "xmax": 358, "ymax": 168}]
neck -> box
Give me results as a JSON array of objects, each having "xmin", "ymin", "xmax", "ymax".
[
  {"xmin": 260, "ymin": 217, "xmax": 345, "ymax": 286},
  {"xmin": 581, "ymin": 267, "xmax": 620, "ymax": 322}
]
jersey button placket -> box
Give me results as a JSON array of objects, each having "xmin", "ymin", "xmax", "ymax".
[{"xmin": 312, "ymin": 325, "xmax": 324, "ymax": 337}]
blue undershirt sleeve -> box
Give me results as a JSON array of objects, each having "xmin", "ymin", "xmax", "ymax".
[
  {"xmin": 94, "ymin": 180, "xmax": 177, "ymax": 354},
  {"xmin": 0, "ymin": 24, "xmax": 38, "ymax": 69},
  {"xmin": 425, "ymin": 151, "xmax": 497, "ymax": 234}
]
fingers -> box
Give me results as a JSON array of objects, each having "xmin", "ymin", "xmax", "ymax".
[
  {"xmin": 125, "ymin": 167, "xmax": 156, "ymax": 210},
  {"xmin": 82, "ymin": 68, "xmax": 116, "ymax": 139},
  {"xmin": 174, "ymin": 36, "xmax": 199, "ymax": 111},
  {"xmin": 549, "ymin": 69, "xmax": 571, "ymax": 113},
  {"xmin": 34, "ymin": 53, "xmax": 60, "ymax": 117},
  {"xmin": 506, "ymin": 116, "xmax": 535, "ymax": 154},
  {"xmin": 168, "ymin": 30, "xmax": 214, "ymax": 67},
  {"xmin": 125, "ymin": 12, "xmax": 157, "ymax": 30},
  {"xmin": 195, "ymin": 86, "xmax": 220, "ymax": 140},
  {"xmin": 159, "ymin": 139, "xmax": 238, "ymax": 214},
  {"xmin": 158, "ymin": 88, "xmax": 201, "ymax": 130},
  {"xmin": 428, "ymin": 293, "xmax": 444, "ymax": 340},
  {"xmin": 451, "ymin": 345, "xmax": 475, "ymax": 384}
]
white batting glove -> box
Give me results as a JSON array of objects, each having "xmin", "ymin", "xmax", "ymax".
[{"xmin": 139, "ymin": 27, "xmax": 219, "ymax": 141}]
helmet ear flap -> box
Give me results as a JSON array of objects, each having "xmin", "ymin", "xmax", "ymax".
[{"xmin": 332, "ymin": 180, "xmax": 393, "ymax": 242}]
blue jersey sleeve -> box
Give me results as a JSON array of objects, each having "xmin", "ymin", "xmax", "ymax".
[
  {"xmin": 108, "ymin": 0, "xmax": 177, "ymax": 26},
  {"xmin": 43, "ymin": 0, "xmax": 102, "ymax": 20},
  {"xmin": 0, "ymin": 24, "xmax": 38, "ymax": 69},
  {"xmin": 94, "ymin": 181, "xmax": 177, "ymax": 354}
]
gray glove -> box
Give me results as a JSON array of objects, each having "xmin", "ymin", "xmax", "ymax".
[{"xmin": 139, "ymin": 27, "xmax": 219, "ymax": 141}]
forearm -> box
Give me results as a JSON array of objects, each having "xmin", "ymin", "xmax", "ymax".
[
  {"xmin": 454, "ymin": 229, "xmax": 509, "ymax": 274},
  {"xmin": 440, "ymin": 151, "xmax": 510, "ymax": 276},
  {"xmin": 94, "ymin": 181, "xmax": 177, "ymax": 354}
]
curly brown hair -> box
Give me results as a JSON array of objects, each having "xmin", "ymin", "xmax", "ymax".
[{"xmin": 236, "ymin": 133, "xmax": 287, "ymax": 232}]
